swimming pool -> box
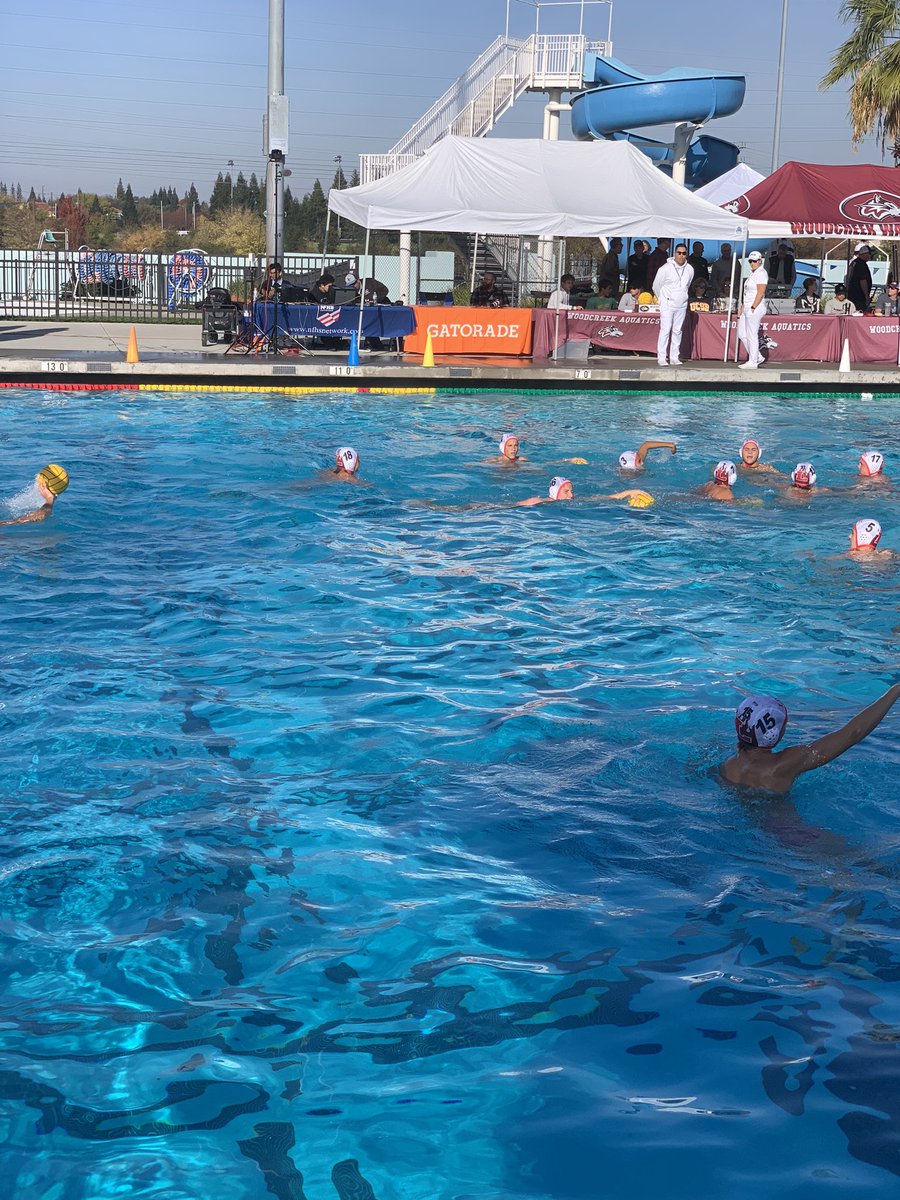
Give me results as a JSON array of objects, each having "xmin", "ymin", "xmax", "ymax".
[{"xmin": 1, "ymin": 387, "xmax": 899, "ymax": 1199}]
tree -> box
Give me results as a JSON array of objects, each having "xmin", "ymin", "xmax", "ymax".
[
  {"xmin": 821, "ymin": 1, "xmax": 900, "ymax": 154},
  {"xmin": 233, "ymin": 171, "xmax": 249, "ymax": 209},
  {"xmin": 193, "ymin": 207, "xmax": 265, "ymax": 255},
  {"xmin": 209, "ymin": 171, "xmax": 231, "ymax": 218},
  {"xmin": 116, "ymin": 178, "xmax": 125, "ymax": 201},
  {"xmin": 331, "ymin": 165, "xmax": 348, "ymax": 192},
  {"xmin": 300, "ymin": 178, "xmax": 328, "ymax": 245},
  {"xmin": 56, "ymin": 194, "xmax": 87, "ymax": 246},
  {"xmin": 349, "ymin": 169, "xmax": 360, "ymax": 187},
  {"xmin": 187, "ymin": 182, "xmax": 199, "ymax": 209},
  {"xmin": 122, "ymin": 184, "xmax": 138, "ymax": 226},
  {"xmin": 247, "ymin": 172, "xmax": 261, "ymax": 214}
]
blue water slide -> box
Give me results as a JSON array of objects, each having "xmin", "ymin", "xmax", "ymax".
[
  {"xmin": 571, "ymin": 53, "xmax": 745, "ymax": 142},
  {"xmin": 608, "ymin": 131, "xmax": 739, "ymax": 189}
]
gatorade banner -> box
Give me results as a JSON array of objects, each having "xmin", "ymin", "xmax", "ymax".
[{"xmin": 404, "ymin": 307, "xmax": 533, "ymax": 355}]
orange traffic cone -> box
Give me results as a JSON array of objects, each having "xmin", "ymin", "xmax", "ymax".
[
  {"xmin": 422, "ymin": 332, "xmax": 435, "ymax": 368},
  {"xmin": 126, "ymin": 326, "xmax": 140, "ymax": 364}
]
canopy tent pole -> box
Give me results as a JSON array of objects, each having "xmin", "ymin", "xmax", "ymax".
[
  {"xmin": 321, "ymin": 208, "xmax": 331, "ymax": 259},
  {"xmin": 723, "ymin": 239, "xmax": 740, "ymax": 362},
  {"xmin": 733, "ymin": 230, "xmax": 748, "ymax": 362},
  {"xmin": 818, "ymin": 236, "xmax": 825, "ymax": 300},
  {"xmin": 552, "ymin": 238, "xmax": 565, "ymax": 362},
  {"xmin": 357, "ymin": 225, "xmax": 371, "ymax": 348},
  {"xmin": 470, "ymin": 235, "xmax": 479, "ymax": 295}
]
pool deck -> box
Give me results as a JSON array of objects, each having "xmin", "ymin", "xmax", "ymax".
[{"xmin": 2, "ymin": 318, "xmax": 900, "ymax": 393}]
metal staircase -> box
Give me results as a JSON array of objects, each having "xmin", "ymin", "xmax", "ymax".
[{"xmin": 359, "ymin": 33, "xmax": 609, "ymax": 184}]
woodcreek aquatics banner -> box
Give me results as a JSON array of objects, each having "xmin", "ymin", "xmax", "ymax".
[{"xmin": 404, "ymin": 307, "xmax": 533, "ymax": 355}]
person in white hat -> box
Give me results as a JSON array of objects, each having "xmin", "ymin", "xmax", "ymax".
[
  {"xmin": 846, "ymin": 242, "xmax": 873, "ymax": 313},
  {"xmin": 720, "ymin": 683, "xmax": 900, "ymax": 793},
  {"xmin": 737, "ymin": 250, "xmax": 768, "ymax": 369}
]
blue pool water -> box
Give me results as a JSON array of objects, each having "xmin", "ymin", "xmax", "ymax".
[{"xmin": 1, "ymin": 387, "xmax": 899, "ymax": 1199}]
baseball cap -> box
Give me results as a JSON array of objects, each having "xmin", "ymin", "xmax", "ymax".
[
  {"xmin": 748, "ymin": 251, "xmax": 763, "ymax": 262},
  {"xmin": 889, "ymin": 280, "xmax": 899, "ymax": 290},
  {"xmin": 834, "ymin": 283, "xmax": 847, "ymax": 293},
  {"xmin": 854, "ymin": 242, "xmax": 870, "ymax": 253}
]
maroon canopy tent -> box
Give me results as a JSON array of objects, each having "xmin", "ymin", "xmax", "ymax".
[{"xmin": 725, "ymin": 161, "xmax": 900, "ymax": 237}]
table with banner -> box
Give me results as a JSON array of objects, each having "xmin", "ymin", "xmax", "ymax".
[
  {"xmin": 403, "ymin": 307, "xmax": 533, "ymax": 355},
  {"xmin": 252, "ymin": 303, "xmax": 417, "ymax": 342},
  {"xmin": 532, "ymin": 308, "xmax": 847, "ymax": 363},
  {"xmin": 843, "ymin": 315, "xmax": 900, "ymax": 364}
]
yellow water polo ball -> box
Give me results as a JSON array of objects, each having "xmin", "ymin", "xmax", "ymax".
[{"xmin": 39, "ymin": 464, "xmax": 69, "ymax": 495}]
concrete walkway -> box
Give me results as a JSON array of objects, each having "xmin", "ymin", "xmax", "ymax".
[{"xmin": 2, "ymin": 318, "xmax": 900, "ymax": 393}]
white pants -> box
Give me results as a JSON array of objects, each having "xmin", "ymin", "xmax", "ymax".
[
  {"xmin": 738, "ymin": 302, "xmax": 767, "ymax": 364},
  {"xmin": 658, "ymin": 303, "xmax": 686, "ymax": 363}
]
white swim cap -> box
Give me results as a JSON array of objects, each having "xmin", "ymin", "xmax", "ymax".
[
  {"xmin": 741, "ymin": 438, "xmax": 760, "ymax": 456},
  {"xmin": 336, "ymin": 446, "xmax": 359, "ymax": 473},
  {"xmin": 859, "ymin": 450, "xmax": 884, "ymax": 477},
  {"xmin": 499, "ymin": 433, "xmax": 519, "ymax": 456},
  {"xmin": 714, "ymin": 460, "xmax": 737, "ymax": 486},
  {"xmin": 548, "ymin": 476, "xmax": 571, "ymax": 500},
  {"xmin": 735, "ymin": 695, "xmax": 788, "ymax": 749},
  {"xmin": 619, "ymin": 451, "xmax": 639, "ymax": 470},
  {"xmin": 791, "ymin": 462, "xmax": 817, "ymax": 489},
  {"xmin": 852, "ymin": 518, "xmax": 882, "ymax": 549}
]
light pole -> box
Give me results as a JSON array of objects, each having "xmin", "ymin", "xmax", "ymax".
[
  {"xmin": 227, "ymin": 159, "xmax": 235, "ymax": 211},
  {"xmin": 264, "ymin": 0, "xmax": 288, "ymax": 265},
  {"xmin": 771, "ymin": 0, "xmax": 789, "ymax": 173}
]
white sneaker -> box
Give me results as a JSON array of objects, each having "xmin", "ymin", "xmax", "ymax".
[
  {"xmin": 657, "ymin": 359, "xmax": 669, "ymax": 366},
  {"xmin": 739, "ymin": 361, "xmax": 758, "ymax": 370},
  {"xmin": 670, "ymin": 358, "xmax": 683, "ymax": 366}
]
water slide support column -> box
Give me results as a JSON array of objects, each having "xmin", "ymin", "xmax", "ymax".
[
  {"xmin": 671, "ymin": 122, "xmax": 700, "ymax": 188},
  {"xmin": 538, "ymin": 90, "xmax": 565, "ymax": 287}
]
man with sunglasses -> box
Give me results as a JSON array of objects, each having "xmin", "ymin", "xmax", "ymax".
[{"xmin": 652, "ymin": 243, "xmax": 694, "ymax": 366}]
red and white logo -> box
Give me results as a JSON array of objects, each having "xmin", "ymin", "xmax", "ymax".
[
  {"xmin": 839, "ymin": 190, "xmax": 900, "ymax": 222},
  {"xmin": 723, "ymin": 194, "xmax": 751, "ymax": 215},
  {"xmin": 316, "ymin": 307, "xmax": 343, "ymax": 327}
]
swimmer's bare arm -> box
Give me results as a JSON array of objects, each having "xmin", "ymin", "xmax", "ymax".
[
  {"xmin": 635, "ymin": 440, "xmax": 677, "ymax": 466},
  {"xmin": 0, "ymin": 504, "xmax": 52, "ymax": 526},
  {"xmin": 773, "ymin": 683, "xmax": 900, "ymax": 788}
]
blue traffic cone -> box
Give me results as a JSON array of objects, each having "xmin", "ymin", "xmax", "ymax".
[{"xmin": 347, "ymin": 331, "xmax": 360, "ymax": 366}]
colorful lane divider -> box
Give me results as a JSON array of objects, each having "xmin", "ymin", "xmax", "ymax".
[{"xmin": 0, "ymin": 382, "xmax": 437, "ymax": 395}]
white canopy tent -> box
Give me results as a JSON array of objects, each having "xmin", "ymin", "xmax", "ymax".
[
  {"xmin": 328, "ymin": 136, "xmax": 782, "ymax": 240},
  {"xmin": 328, "ymin": 137, "xmax": 782, "ymax": 359},
  {"xmin": 693, "ymin": 162, "xmax": 766, "ymax": 208}
]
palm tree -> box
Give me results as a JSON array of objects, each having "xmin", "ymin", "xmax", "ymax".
[{"xmin": 821, "ymin": 0, "xmax": 900, "ymax": 158}]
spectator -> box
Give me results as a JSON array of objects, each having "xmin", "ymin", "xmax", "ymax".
[
  {"xmin": 309, "ymin": 273, "xmax": 337, "ymax": 304},
  {"xmin": 547, "ymin": 273, "xmax": 579, "ymax": 310},
  {"xmin": 586, "ymin": 281, "xmax": 618, "ymax": 310},
  {"xmin": 873, "ymin": 278, "xmax": 900, "ymax": 316},
  {"xmin": 687, "ymin": 241, "xmax": 710, "ymax": 282},
  {"xmin": 618, "ymin": 283, "xmax": 643, "ymax": 312},
  {"xmin": 767, "ymin": 242, "xmax": 796, "ymax": 289},
  {"xmin": 470, "ymin": 271, "xmax": 508, "ymax": 308},
  {"xmin": 846, "ymin": 243, "xmax": 873, "ymax": 313},
  {"xmin": 689, "ymin": 278, "xmax": 711, "ymax": 312},
  {"xmin": 257, "ymin": 260, "xmax": 284, "ymax": 300},
  {"xmin": 598, "ymin": 237, "xmax": 623, "ymax": 294},
  {"xmin": 626, "ymin": 240, "xmax": 650, "ymax": 292},
  {"xmin": 646, "ymin": 239, "xmax": 671, "ymax": 292},
  {"xmin": 824, "ymin": 283, "xmax": 857, "ymax": 315},
  {"xmin": 709, "ymin": 243, "xmax": 734, "ymax": 299},
  {"xmin": 794, "ymin": 278, "xmax": 820, "ymax": 313}
]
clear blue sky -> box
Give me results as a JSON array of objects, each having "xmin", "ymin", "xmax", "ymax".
[{"xmin": 0, "ymin": 0, "xmax": 881, "ymax": 202}]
